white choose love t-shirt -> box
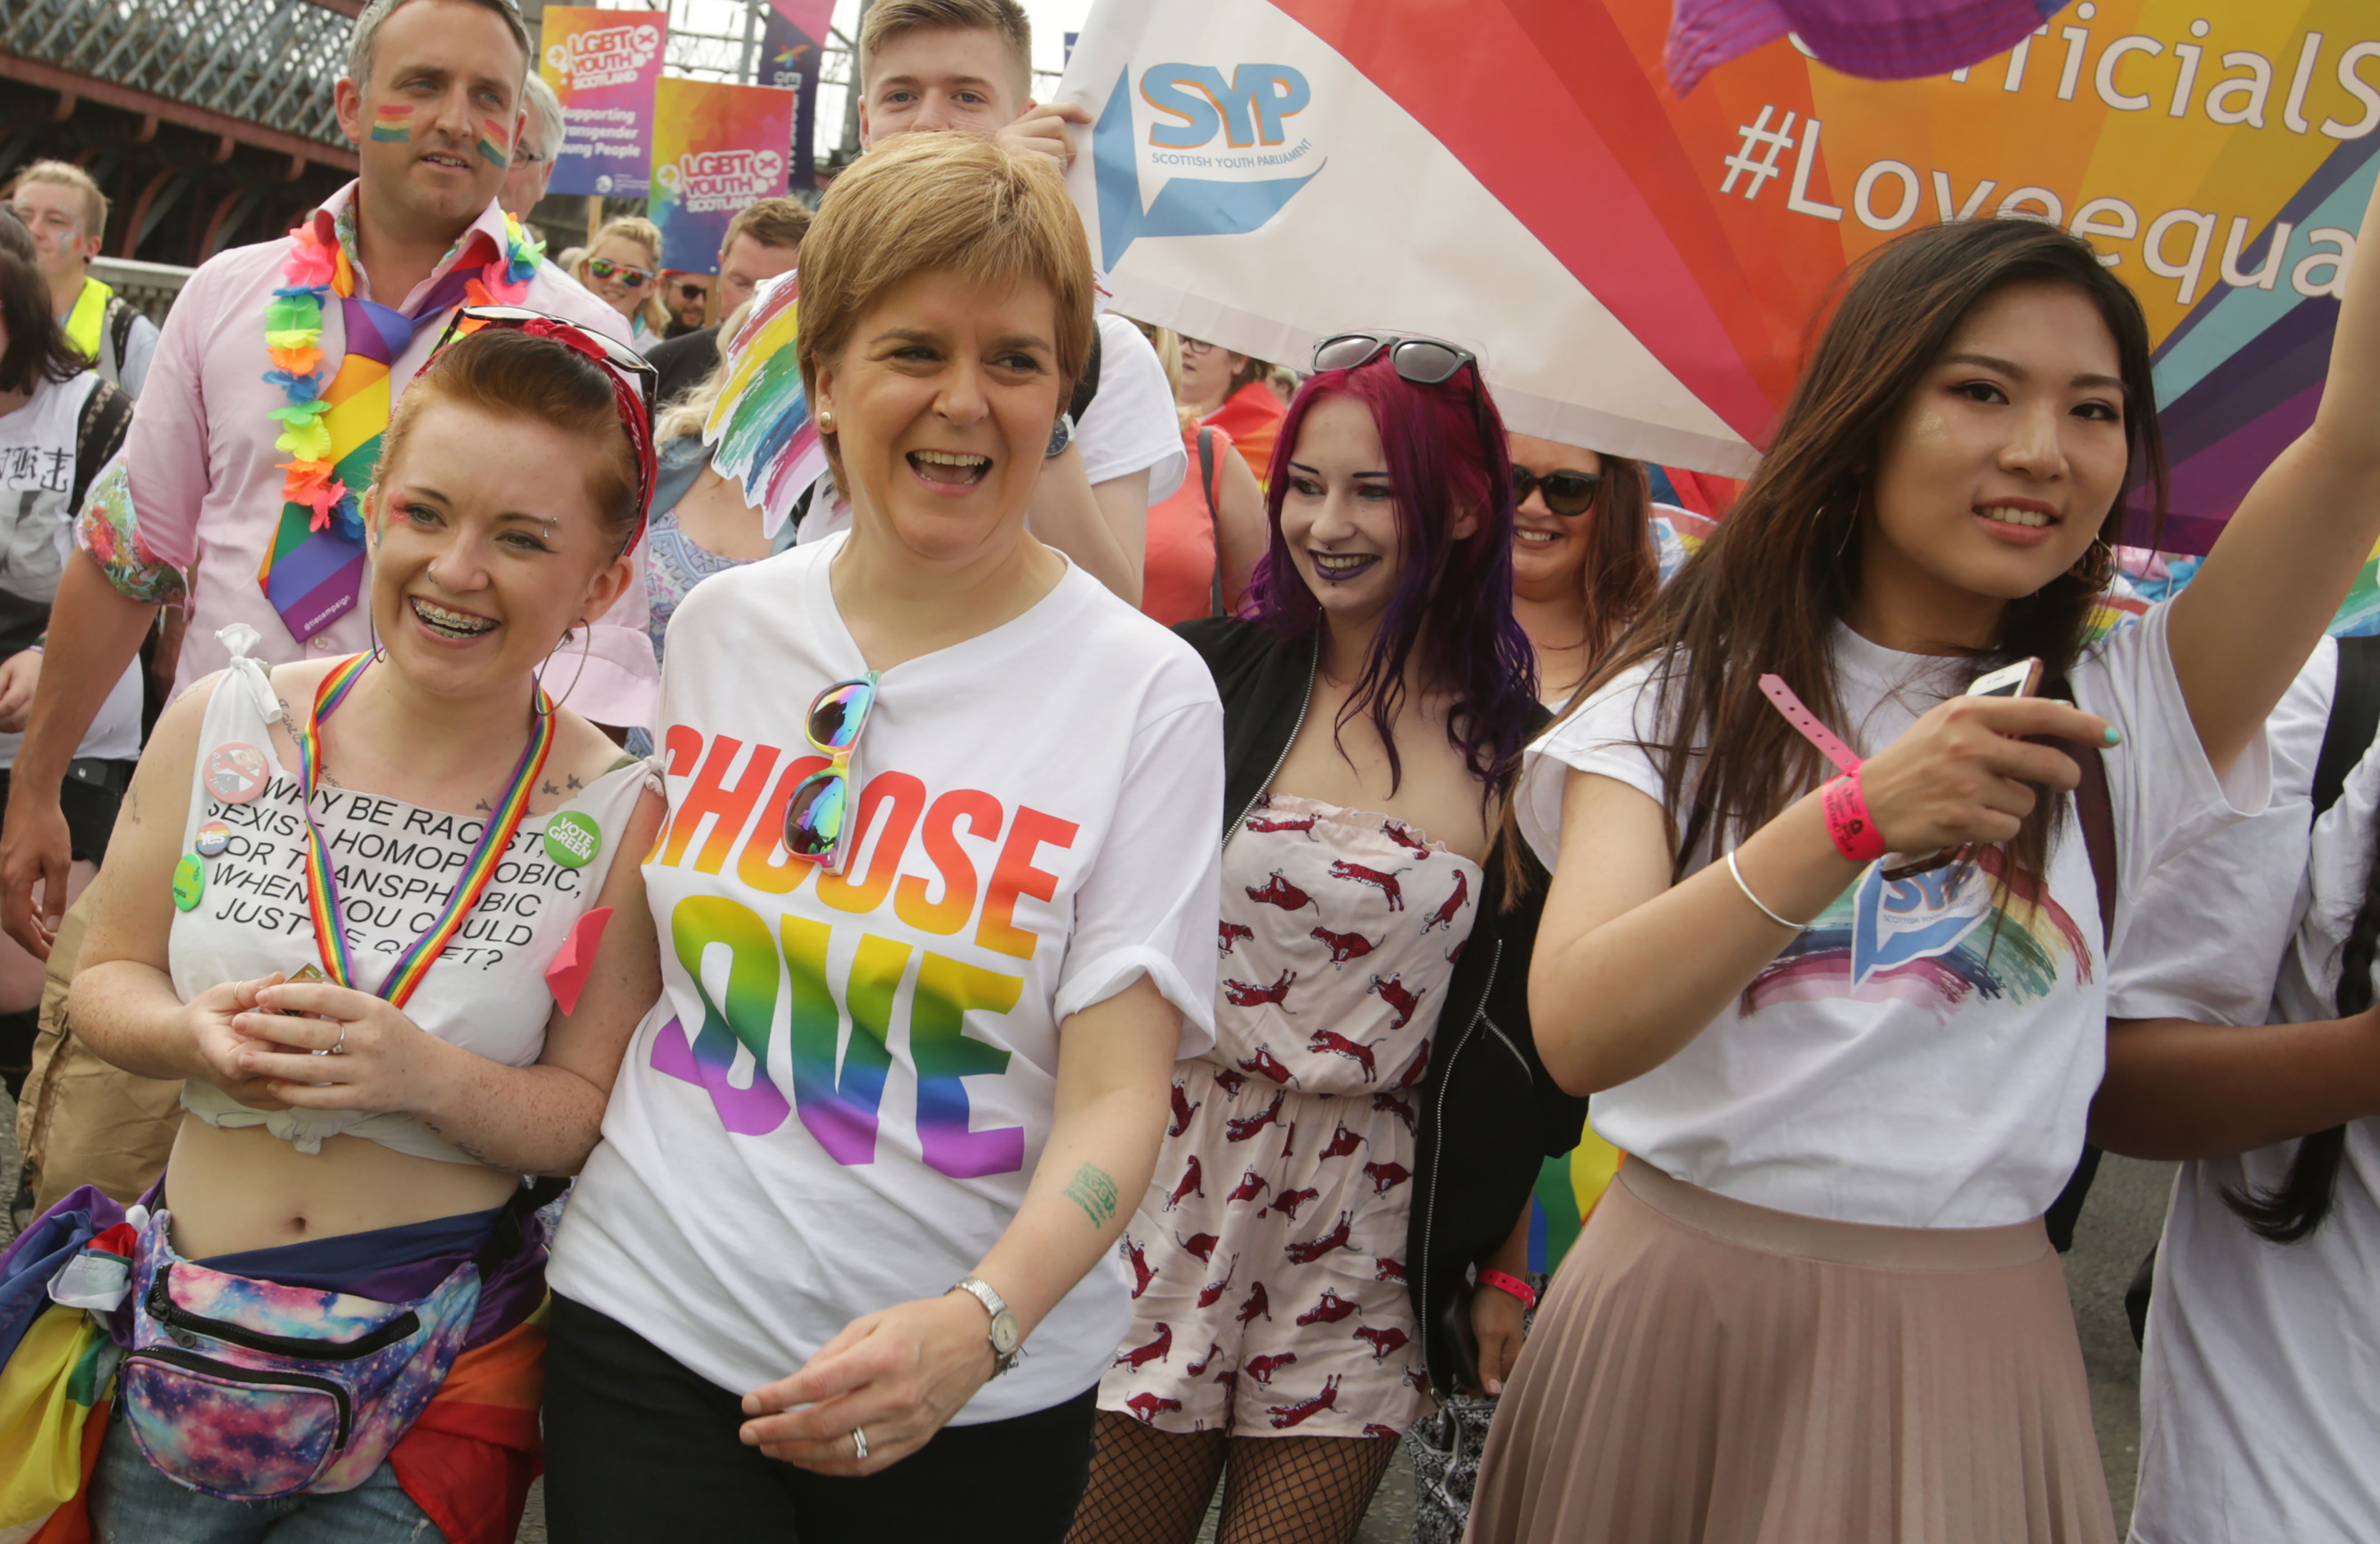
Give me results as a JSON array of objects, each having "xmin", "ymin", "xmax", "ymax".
[
  {"xmin": 1516, "ymin": 601, "xmax": 2267, "ymax": 1229},
  {"xmin": 550, "ymin": 535, "xmax": 1225, "ymax": 1421},
  {"xmin": 2118, "ymin": 640, "xmax": 2380, "ymax": 1544}
]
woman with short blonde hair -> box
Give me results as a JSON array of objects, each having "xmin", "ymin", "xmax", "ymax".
[{"xmin": 542, "ymin": 134, "xmax": 1225, "ymax": 1543}]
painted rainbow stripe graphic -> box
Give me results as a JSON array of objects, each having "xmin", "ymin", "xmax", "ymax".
[
  {"xmin": 369, "ymin": 105, "xmax": 413, "ymax": 143},
  {"xmin": 477, "ymin": 116, "xmax": 510, "ymax": 170},
  {"xmin": 1744, "ymin": 846, "xmax": 2090, "ymax": 1025}
]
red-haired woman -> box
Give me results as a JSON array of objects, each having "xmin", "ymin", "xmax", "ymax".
[{"xmin": 50, "ymin": 317, "xmax": 665, "ymax": 1539}]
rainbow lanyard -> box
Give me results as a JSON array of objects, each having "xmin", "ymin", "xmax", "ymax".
[{"xmin": 291, "ymin": 654, "xmax": 555, "ymax": 1007}]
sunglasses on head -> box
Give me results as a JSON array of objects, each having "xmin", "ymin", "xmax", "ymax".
[
  {"xmin": 433, "ymin": 305, "xmax": 663, "ymax": 534},
  {"xmin": 585, "ymin": 257, "xmax": 652, "ymax": 288},
  {"xmin": 1513, "ymin": 467, "xmax": 1605, "ymax": 517},
  {"xmin": 1311, "ymin": 331, "xmax": 1476, "ymax": 386},
  {"xmin": 783, "ymin": 673, "xmax": 880, "ymax": 868}
]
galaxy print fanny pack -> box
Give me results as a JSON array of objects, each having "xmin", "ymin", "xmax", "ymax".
[{"xmin": 118, "ymin": 1205, "xmax": 482, "ymax": 1500}]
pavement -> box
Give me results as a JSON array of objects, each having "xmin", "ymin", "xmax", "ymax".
[{"xmin": 0, "ymin": 1090, "xmax": 2172, "ymax": 1541}]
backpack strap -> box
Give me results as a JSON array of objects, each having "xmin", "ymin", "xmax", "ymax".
[
  {"xmin": 1067, "ymin": 322, "xmax": 1104, "ymax": 425},
  {"xmin": 103, "ymin": 295, "xmax": 137, "ymax": 385},
  {"xmin": 2313, "ymin": 635, "xmax": 2380, "ymax": 821},
  {"xmin": 2041, "ymin": 670, "xmax": 2115, "ymax": 1256},
  {"xmin": 1197, "ymin": 426, "xmax": 1224, "ymax": 617},
  {"xmin": 71, "ymin": 379, "xmax": 133, "ymax": 519}
]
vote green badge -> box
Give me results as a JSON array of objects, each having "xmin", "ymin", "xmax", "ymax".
[
  {"xmin": 172, "ymin": 853, "xmax": 205, "ymax": 911},
  {"xmin": 543, "ymin": 811, "xmax": 602, "ymax": 868}
]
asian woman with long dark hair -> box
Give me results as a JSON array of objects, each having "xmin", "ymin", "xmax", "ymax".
[{"xmin": 1469, "ymin": 175, "xmax": 2380, "ymax": 1543}]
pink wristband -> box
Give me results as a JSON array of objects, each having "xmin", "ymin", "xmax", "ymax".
[
  {"xmin": 1477, "ymin": 1268, "xmax": 1537, "ymax": 1310},
  {"xmin": 1821, "ymin": 773, "xmax": 1887, "ymax": 863}
]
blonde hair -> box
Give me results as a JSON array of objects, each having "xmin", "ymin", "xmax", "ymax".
[
  {"xmin": 859, "ymin": 0, "xmax": 1032, "ymax": 102},
  {"xmin": 11, "ymin": 161, "xmax": 105, "ymax": 239},
  {"xmin": 1134, "ymin": 321, "xmax": 1198, "ymax": 430},
  {"xmin": 578, "ymin": 216, "xmax": 669, "ymax": 337},
  {"xmin": 796, "ymin": 134, "xmax": 1092, "ymax": 488}
]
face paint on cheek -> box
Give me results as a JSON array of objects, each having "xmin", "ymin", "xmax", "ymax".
[
  {"xmin": 370, "ymin": 105, "xmax": 415, "ymax": 143},
  {"xmin": 478, "ymin": 117, "xmax": 510, "ymax": 169},
  {"xmin": 1910, "ymin": 410, "xmax": 1947, "ymax": 444}
]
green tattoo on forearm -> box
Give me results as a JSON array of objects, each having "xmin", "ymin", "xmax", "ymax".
[{"xmin": 1062, "ymin": 1163, "xmax": 1120, "ymax": 1229}]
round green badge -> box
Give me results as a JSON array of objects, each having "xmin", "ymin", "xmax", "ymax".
[
  {"xmin": 543, "ymin": 811, "xmax": 602, "ymax": 868},
  {"xmin": 172, "ymin": 853, "xmax": 206, "ymax": 911}
]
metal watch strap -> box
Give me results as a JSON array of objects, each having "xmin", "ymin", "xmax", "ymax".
[{"xmin": 951, "ymin": 1276, "xmax": 1021, "ymax": 1377}]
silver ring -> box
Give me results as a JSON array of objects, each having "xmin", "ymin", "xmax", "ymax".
[
  {"xmin": 850, "ymin": 1426, "xmax": 869, "ymax": 1462},
  {"xmin": 328, "ymin": 1024, "xmax": 347, "ymax": 1056}
]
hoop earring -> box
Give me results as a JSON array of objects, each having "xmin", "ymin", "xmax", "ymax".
[
  {"xmin": 2067, "ymin": 536, "xmax": 2116, "ymax": 593},
  {"xmin": 366, "ymin": 605, "xmax": 387, "ymax": 663},
  {"xmin": 533, "ymin": 623, "xmax": 591, "ymax": 713}
]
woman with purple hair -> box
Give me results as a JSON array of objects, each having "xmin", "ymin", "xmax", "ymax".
[{"xmin": 1070, "ymin": 337, "xmax": 1585, "ymax": 1543}]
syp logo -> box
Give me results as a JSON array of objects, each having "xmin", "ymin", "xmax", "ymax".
[
  {"xmin": 1094, "ymin": 61, "xmax": 1323, "ymax": 271},
  {"xmin": 1140, "ymin": 64, "xmax": 1311, "ymax": 150},
  {"xmin": 656, "ymin": 149, "xmax": 787, "ymax": 214},
  {"xmin": 545, "ymin": 23, "xmax": 662, "ymax": 91}
]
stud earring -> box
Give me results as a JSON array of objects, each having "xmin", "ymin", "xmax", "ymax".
[{"xmin": 818, "ymin": 406, "xmax": 836, "ymax": 432}]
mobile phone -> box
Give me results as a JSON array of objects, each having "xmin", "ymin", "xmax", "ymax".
[
  {"xmin": 1877, "ymin": 658, "xmax": 2044, "ymax": 879},
  {"xmin": 1965, "ymin": 657, "xmax": 2043, "ymax": 700}
]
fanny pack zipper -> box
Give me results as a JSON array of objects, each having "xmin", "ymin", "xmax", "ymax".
[
  {"xmin": 149, "ymin": 1263, "xmax": 423, "ymax": 1361},
  {"xmin": 126, "ymin": 1345, "xmax": 355, "ymax": 1448}
]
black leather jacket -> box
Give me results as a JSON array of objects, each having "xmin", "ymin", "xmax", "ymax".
[{"xmin": 1174, "ymin": 617, "xmax": 1589, "ymax": 1397}]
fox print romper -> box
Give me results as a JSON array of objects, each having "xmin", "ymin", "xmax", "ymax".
[{"xmin": 1098, "ymin": 794, "xmax": 1481, "ymax": 1439}]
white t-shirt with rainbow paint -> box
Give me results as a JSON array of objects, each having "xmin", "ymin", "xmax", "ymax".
[
  {"xmin": 550, "ymin": 534, "xmax": 1225, "ymax": 1420},
  {"xmin": 1515, "ymin": 600, "xmax": 2269, "ymax": 1229}
]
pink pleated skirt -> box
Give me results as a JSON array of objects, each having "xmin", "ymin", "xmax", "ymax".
[{"xmin": 1465, "ymin": 1159, "xmax": 2116, "ymax": 1544}]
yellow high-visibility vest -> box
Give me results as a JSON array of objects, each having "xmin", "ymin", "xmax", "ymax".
[{"xmin": 62, "ymin": 277, "xmax": 114, "ymax": 360}]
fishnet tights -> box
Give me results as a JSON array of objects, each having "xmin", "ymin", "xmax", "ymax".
[{"xmin": 1068, "ymin": 1410, "xmax": 1402, "ymax": 1544}]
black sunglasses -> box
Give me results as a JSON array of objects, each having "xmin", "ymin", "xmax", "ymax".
[
  {"xmin": 1311, "ymin": 331, "xmax": 1476, "ymax": 385},
  {"xmin": 1513, "ymin": 467, "xmax": 1605, "ymax": 517}
]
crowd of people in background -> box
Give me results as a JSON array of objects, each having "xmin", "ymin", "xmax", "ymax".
[{"xmin": 1, "ymin": 0, "xmax": 2379, "ymax": 1542}]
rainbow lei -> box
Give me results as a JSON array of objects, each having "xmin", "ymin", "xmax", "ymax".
[
  {"xmin": 266, "ymin": 211, "xmax": 544, "ymax": 540},
  {"xmin": 293, "ymin": 653, "xmax": 556, "ymax": 1007}
]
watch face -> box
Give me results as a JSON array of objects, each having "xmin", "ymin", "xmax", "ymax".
[{"xmin": 990, "ymin": 1311, "xmax": 1022, "ymax": 1357}]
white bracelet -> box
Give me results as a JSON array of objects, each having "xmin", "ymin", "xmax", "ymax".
[{"xmin": 1726, "ymin": 848, "xmax": 1802, "ymax": 930}]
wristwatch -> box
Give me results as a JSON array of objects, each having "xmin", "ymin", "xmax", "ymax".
[
  {"xmin": 949, "ymin": 1276, "xmax": 1022, "ymax": 1377},
  {"xmin": 1044, "ymin": 410, "xmax": 1076, "ymax": 459}
]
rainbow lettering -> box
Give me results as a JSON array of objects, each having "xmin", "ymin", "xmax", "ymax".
[
  {"xmin": 369, "ymin": 105, "xmax": 414, "ymax": 143},
  {"xmin": 477, "ymin": 115, "xmax": 510, "ymax": 169},
  {"xmin": 646, "ymin": 728, "xmax": 1073, "ymax": 1174}
]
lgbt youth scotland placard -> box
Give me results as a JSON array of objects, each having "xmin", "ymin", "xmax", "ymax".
[
  {"xmin": 650, "ymin": 77, "xmax": 796, "ymax": 272},
  {"xmin": 539, "ymin": 6, "xmax": 667, "ymax": 199}
]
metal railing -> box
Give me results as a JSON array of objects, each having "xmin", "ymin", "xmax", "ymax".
[
  {"xmin": 2, "ymin": 0, "xmax": 352, "ymax": 152},
  {"xmin": 91, "ymin": 255, "xmax": 194, "ymax": 325}
]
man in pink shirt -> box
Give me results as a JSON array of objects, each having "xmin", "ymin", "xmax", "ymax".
[{"xmin": 1, "ymin": 0, "xmax": 653, "ymax": 963}]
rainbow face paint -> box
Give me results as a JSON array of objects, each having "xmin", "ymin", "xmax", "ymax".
[
  {"xmin": 369, "ymin": 105, "xmax": 413, "ymax": 144},
  {"xmin": 478, "ymin": 117, "xmax": 510, "ymax": 169}
]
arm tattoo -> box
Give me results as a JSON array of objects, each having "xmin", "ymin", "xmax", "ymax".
[
  {"xmin": 1061, "ymin": 1163, "xmax": 1121, "ymax": 1229},
  {"xmin": 541, "ymin": 781, "xmax": 562, "ymax": 797}
]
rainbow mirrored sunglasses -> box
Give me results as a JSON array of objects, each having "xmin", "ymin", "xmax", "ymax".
[{"xmin": 782, "ymin": 673, "xmax": 880, "ymax": 868}]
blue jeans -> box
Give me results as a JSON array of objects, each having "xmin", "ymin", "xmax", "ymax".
[{"xmin": 89, "ymin": 1409, "xmax": 447, "ymax": 1543}]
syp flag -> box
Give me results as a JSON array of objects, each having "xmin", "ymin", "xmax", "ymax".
[
  {"xmin": 1063, "ymin": 0, "xmax": 2380, "ymax": 553},
  {"xmin": 649, "ymin": 78, "xmax": 795, "ymax": 272},
  {"xmin": 540, "ymin": 6, "xmax": 667, "ymax": 198}
]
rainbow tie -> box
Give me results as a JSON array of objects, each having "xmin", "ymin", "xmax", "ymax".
[{"xmin": 258, "ymin": 263, "xmax": 485, "ymax": 642}]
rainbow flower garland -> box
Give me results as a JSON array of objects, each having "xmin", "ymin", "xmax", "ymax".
[{"xmin": 264, "ymin": 211, "xmax": 543, "ymax": 540}]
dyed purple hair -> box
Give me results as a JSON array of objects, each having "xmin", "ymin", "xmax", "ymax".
[{"xmin": 1243, "ymin": 354, "xmax": 1540, "ymax": 794}]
